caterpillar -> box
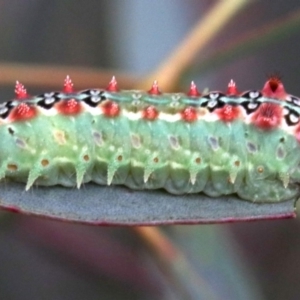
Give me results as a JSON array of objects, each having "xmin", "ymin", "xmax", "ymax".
[{"xmin": 1, "ymin": 75, "xmax": 300, "ymax": 203}]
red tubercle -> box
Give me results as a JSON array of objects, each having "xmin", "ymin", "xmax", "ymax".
[
  {"xmin": 148, "ymin": 80, "xmax": 161, "ymax": 95},
  {"xmin": 102, "ymin": 100, "xmax": 120, "ymax": 117},
  {"xmin": 106, "ymin": 76, "xmax": 118, "ymax": 92},
  {"xmin": 10, "ymin": 103, "xmax": 36, "ymax": 122},
  {"xmin": 15, "ymin": 81, "xmax": 28, "ymax": 99},
  {"xmin": 227, "ymin": 79, "xmax": 239, "ymax": 95},
  {"xmin": 262, "ymin": 76, "xmax": 287, "ymax": 99},
  {"xmin": 63, "ymin": 75, "xmax": 74, "ymax": 93},
  {"xmin": 57, "ymin": 99, "xmax": 82, "ymax": 115},
  {"xmin": 143, "ymin": 105, "xmax": 159, "ymax": 120},
  {"xmin": 251, "ymin": 103, "xmax": 282, "ymax": 130},
  {"xmin": 181, "ymin": 106, "xmax": 198, "ymax": 122},
  {"xmin": 216, "ymin": 105, "xmax": 240, "ymax": 122},
  {"xmin": 188, "ymin": 81, "xmax": 201, "ymax": 97}
]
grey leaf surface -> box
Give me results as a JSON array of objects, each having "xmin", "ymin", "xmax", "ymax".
[{"xmin": 0, "ymin": 182, "xmax": 296, "ymax": 225}]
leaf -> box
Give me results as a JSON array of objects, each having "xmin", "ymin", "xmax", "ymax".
[{"xmin": 0, "ymin": 182, "xmax": 296, "ymax": 225}]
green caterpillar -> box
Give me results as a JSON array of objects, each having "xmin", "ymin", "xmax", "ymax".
[{"xmin": 1, "ymin": 76, "xmax": 300, "ymax": 203}]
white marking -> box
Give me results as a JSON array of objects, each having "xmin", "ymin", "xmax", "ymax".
[
  {"xmin": 122, "ymin": 110, "xmax": 142, "ymax": 120},
  {"xmin": 209, "ymin": 93, "xmax": 219, "ymax": 100},
  {"xmin": 44, "ymin": 97, "xmax": 55, "ymax": 105},
  {"xmin": 290, "ymin": 113, "xmax": 299, "ymax": 124},
  {"xmin": 81, "ymin": 103, "xmax": 103, "ymax": 115},
  {"xmin": 130, "ymin": 134, "xmax": 141, "ymax": 149},
  {"xmin": 228, "ymin": 79, "xmax": 235, "ymax": 87},
  {"xmin": 170, "ymin": 162, "xmax": 185, "ymax": 170},
  {"xmin": 0, "ymin": 106, "xmax": 8, "ymax": 115},
  {"xmin": 169, "ymin": 101, "xmax": 180, "ymax": 108},
  {"xmin": 132, "ymin": 100, "xmax": 141, "ymax": 106},
  {"xmin": 90, "ymin": 96, "xmax": 101, "ymax": 103},
  {"xmin": 158, "ymin": 112, "xmax": 181, "ymax": 122},
  {"xmin": 249, "ymin": 91, "xmax": 259, "ymax": 99},
  {"xmin": 130, "ymin": 160, "xmax": 145, "ymax": 168},
  {"xmin": 44, "ymin": 92, "xmax": 55, "ymax": 98},
  {"xmin": 248, "ymin": 102, "xmax": 258, "ymax": 110},
  {"xmin": 37, "ymin": 107, "xmax": 57, "ymax": 116},
  {"xmin": 285, "ymin": 95, "xmax": 292, "ymax": 102},
  {"xmin": 132, "ymin": 93, "xmax": 142, "ymax": 100},
  {"xmin": 56, "ymin": 157, "xmax": 72, "ymax": 163},
  {"xmin": 90, "ymin": 90, "xmax": 101, "ymax": 96},
  {"xmin": 184, "ymin": 150, "xmax": 191, "ymax": 156},
  {"xmin": 292, "ymin": 97, "xmax": 300, "ymax": 106},
  {"xmin": 171, "ymin": 94, "xmax": 181, "ymax": 101},
  {"xmin": 283, "ymin": 108, "xmax": 289, "ymax": 115}
]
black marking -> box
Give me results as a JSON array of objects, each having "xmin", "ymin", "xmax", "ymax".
[
  {"xmin": 241, "ymin": 90, "xmax": 262, "ymax": 100},
  {"xmin": 0, "ymin": 101, "xmax": 14, "ymax": 119},
  {"xmin": 279, "ymin": 137, "xmax": 285, "ymax": 143},
  {"xmin": 37, "ymin": 92, "xmax": 61, "ymax": 109},
  {"xmin": 290, "ymin": 96, "xmax": 300, "ymax": 107},
  {"xmin": 284, "ymin": 107, "xmax": 300, "ymax": 126},
  {"xmin": 81, "ymin": 90, "xmax": 106, "ymax": 107},
  {"xmin": 239, "ymin": 91, "xmax": 263, "ymax": 114},
  {"xmin": 240, "ymin": 100, "xmax": 261, "ymax": 114},
  {"xmin": 8, "ymin": 127, "xmax": 14, "ymax": 135},
  {"xmin": 201, "ymin": 92, "xmax": 226, "ymax": 112}
]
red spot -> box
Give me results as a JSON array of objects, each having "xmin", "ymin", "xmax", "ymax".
[
  {"xmin": 63, "ymin": 75, "xmax": 74, "ymax": 93},
  {"xmin": 295, "ymin": 126, "xmax": 300, "ymax": 143},
  {"xmin": 262, "ymin": 76, "xmax": 287, "ymax": 99},
  {"xmin": 143, "ymin": 106, "xmax": 159, "ymax": 120},
  {"xmin": 148, "ymin": 80, "xmax": 161, "ymax": 95},
  {"xmin": 106, "ymin": 76, "xmax": 118, "ymax": 92},
  {"xmin": 58, "ymin": 99, "xmax": 81, "ymax": 115},
  {"xmin": 181, "ymin": 107, "xmax": 198, "ymax": 122},
  {"xmin": 227, "ymin": 80, "xmax": 238, "ymax": 95},
  {"xmin": 188, "ymin": 81, "xmax": 201, "ymax": 97},
  {"xmin": 15, "ymin": 81, "xmax": 28, "ymax": 99},
  {"xmin": 216, "ymin": 105, "xmax": 240, "ymax": 122},
  {"xmin": 10, "ymin": 103, "xmax": 36, "ymax": 121},
  {"xmin": 251, "ymin": 103, "xmax": 282, "ymax": 130},
  {"xmin": 102, "ymin": 101, "xmax": 120, "ymax": 117}
]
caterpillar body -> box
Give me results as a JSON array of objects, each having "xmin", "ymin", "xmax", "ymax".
[{"xmin": 1, "ymin": 76, "xmax": 300, "ymax": 203}]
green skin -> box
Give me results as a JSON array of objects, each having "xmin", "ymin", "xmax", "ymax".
[{"xmin": 1, "ymin": 110, "xmax": 300, "ymax": 202}]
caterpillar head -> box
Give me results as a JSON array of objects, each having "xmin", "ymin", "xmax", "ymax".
[{"xmin": 262, "ymin": 75, "xmax": 287, "ymax": 99}]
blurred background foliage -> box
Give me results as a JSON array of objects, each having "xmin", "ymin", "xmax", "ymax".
[{"xmin": 1, "ymin": 0, "xmax": 300, "ymax": 299}]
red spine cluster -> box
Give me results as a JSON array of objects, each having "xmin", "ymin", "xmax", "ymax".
[{"xmin": 143, "ymin": 106, "xmax": 159, "ymax": 120}]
